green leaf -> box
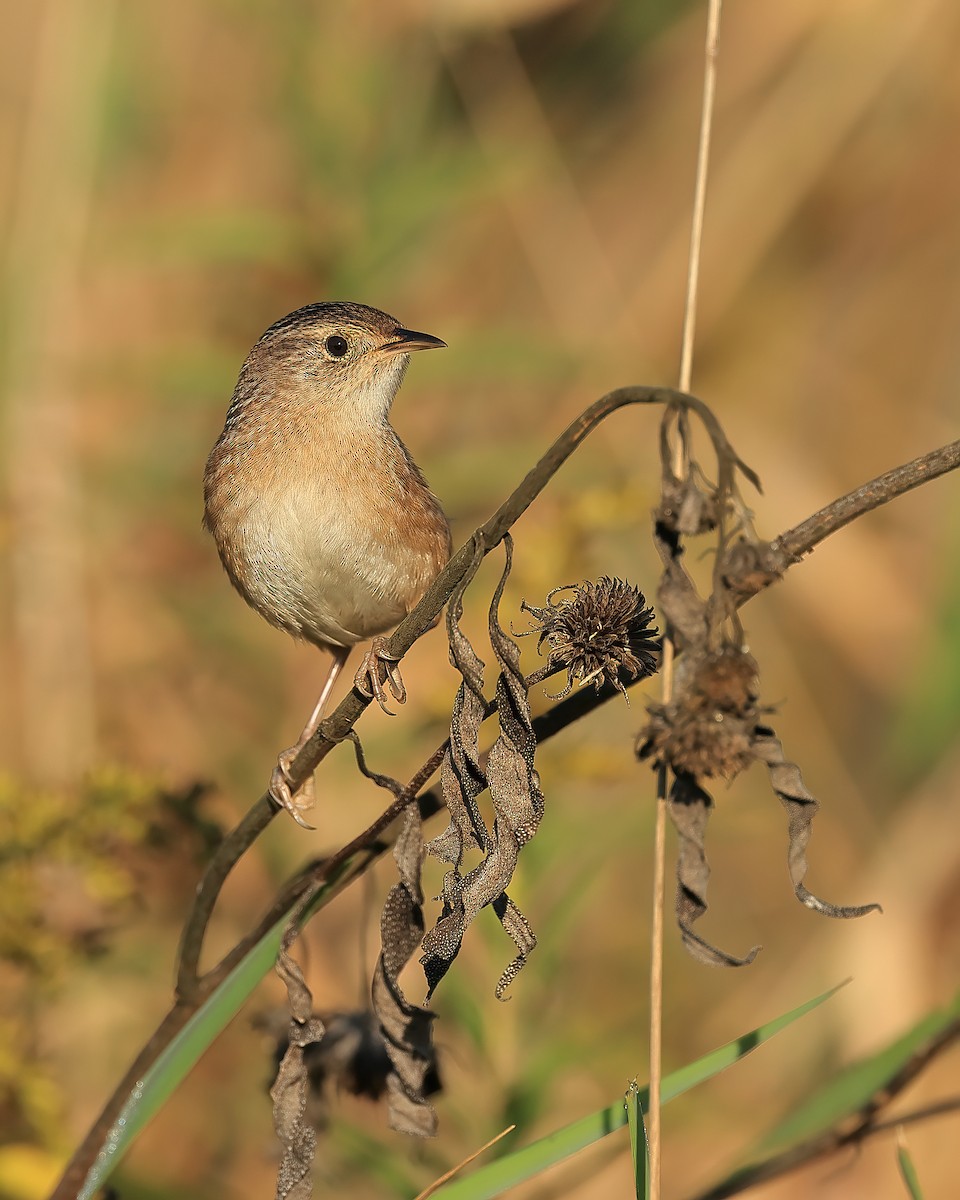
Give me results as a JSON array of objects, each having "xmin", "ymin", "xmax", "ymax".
[
  {"xmin": 625, "ymin": 1080, "xmax": 648, "ymax": 1199},
  {"xmin": 430, "ymin": 981, "xmax": 846, "ymax": 1199},
  {"xmin": 758, "ymin": 988, "xmax": 960, "ymax": 1152},
  {"xmin": 78, "ymin": 922, "xmax": 284, "ymax": 1199},
  {"xmin": 77, "ymin": 851, "xmax": 375, "ymax": 1199},
  {"xmin": 702, "ymin": 989, "xmax": 960, "ymax": 1200},
  {"xmin": 896, "ymin": 1134, "xmax": 925, "ymax": 1200}
]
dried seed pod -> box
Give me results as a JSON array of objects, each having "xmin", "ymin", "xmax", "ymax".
[
  {"xmin": 639, "ymin": 648, "xmax": 760, "ymax": 781},
  {"xmin": 520, "ymin": 576, "xmax": 660, "ymax": 699}
]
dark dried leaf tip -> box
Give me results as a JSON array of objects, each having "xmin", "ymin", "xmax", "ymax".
[{"xmin": 519, "ymin": 577, "xmax": 659, "ymax": 699}]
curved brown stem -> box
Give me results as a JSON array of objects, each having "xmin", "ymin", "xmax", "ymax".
[
  {"xmin": 775, "ymin": 438, "xmax": 960, "ymax": 563},
  {"xmin": 726, "ymin": 438, "xmax": 960, "ymax": 604},
  {"xmin": 175, "ymin": 386, "xmax": 683, "ymax": 996}
]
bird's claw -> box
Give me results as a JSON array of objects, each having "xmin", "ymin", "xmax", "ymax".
[
  {"xmin": 354, "ymin": 639, "xmax": 406, "ymax": 715},
  {"xmin": 269, "ymin": 747, "xmax": 317, "ymax": 829}
]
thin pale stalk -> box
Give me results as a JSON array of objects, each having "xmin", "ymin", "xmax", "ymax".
[{"xmin": 650, "ymin": 3, "xmax": 723, "ymax": 1196}]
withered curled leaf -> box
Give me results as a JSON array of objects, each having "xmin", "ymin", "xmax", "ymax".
[
  {"xmin": 651, "ymin": 546, "xmax": 711, "ymax": 654},
  {"xmin": 271, "ymin": 920, "xmax": 326, "ymax": 1199},
  {"xmin": 429, "ymin": 535, "xmax": 491, "ymax": 870},
  {"xmin": 422, "ymin": 534, "xmax": 543, "ymax": 999},
  {"xmin": 639, "ymin": 646, "xmax": 879, "ymax": 962},
  {"xmin": 656, "ymin": 399, "xmax": 761, "ymax": 540},
  {"xmin": 371, "ymin": 806, "xmax": 441, "ymax": 1136},
  {"xmin": 751, "ymin": 726, "xmax": 883, "ymax": 919},
  {"xmin": 369, "ymin": 543, "xmax": 489, "ymax": 1137},
  {"xmin": 485, "ymin": 537, "xmax": 543, "ymax": 997},
  {"xmin": 667, "ymin": 772, "xmax": 761, "ymax": 968}
]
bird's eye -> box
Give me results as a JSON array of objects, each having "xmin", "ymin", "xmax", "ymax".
[{"xmin": 324, "ymin": 334, "xmax": 349, "ymax": 358}]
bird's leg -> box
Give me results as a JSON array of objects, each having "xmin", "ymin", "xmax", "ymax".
[
  {"xmin": 270, "ymin": 645, "xmax": 350, "ymax": 827},
  {"xmin": 354, "ymin": 636, "xmax": 406, "ymax": 716}
]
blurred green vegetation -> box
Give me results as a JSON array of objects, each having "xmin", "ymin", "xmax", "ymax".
[{"xmin": 1, "ymin": 1, "xmax": 958, "ymax": 1198}]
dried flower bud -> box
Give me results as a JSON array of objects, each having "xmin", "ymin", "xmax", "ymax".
[
  {"xmin": 520, "ymin": 576, "xmax": 659, "ymax": 699},
  {"xmin": 659, "ymin": 473, "xmax": 720, "ymax": 537},
  {"xmin": 638, "ymin": 648, "xmax": 760, "ymax": 781}
]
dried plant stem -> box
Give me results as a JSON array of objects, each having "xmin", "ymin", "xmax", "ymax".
[
  {"xmin": 721, "ymin": 437, "xmax": 960, "ymax": 608},
  {"xmin": 678, "ymin": 0, "xmax": 722, "ymax": 397},
  {"xmin": 648, "ymin": 762, "xmax": 669, "ymax": 1194},
  {"xmin": 414, "ymin": 1125, "xmax": 517, "ymax": 1200},
  {"xmin": 176, "ymin": 385, "xmax": 687, "ymax": 993},
  {"xmin": 649, "ymin": 3, "xmax": 723, "ymax": 1195},
  {"xmin": 772, "ymin": 439, "xmax": 960, "ymax": 566}
]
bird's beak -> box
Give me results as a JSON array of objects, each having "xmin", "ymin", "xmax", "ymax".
[{"xmin": 380, "ymin": 328, "xmax": 447, "ymax": 355}]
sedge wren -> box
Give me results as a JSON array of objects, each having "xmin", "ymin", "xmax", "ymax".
[{"xmin": 204, "ymin": 301, "xmax": 451, "ymax": 824}]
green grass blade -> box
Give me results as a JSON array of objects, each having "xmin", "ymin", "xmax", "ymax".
[
  {"xmin": 625, "ymin": 1080, "xmax": 648, "ymax": 1199},
  {"xmin": 431, "ymin": 981, "xmax": 846, "ymax": 1199},
  {"xmin": 701, "ymin": 990, "xmax": 960, "ymax": 1200},
  {"xmin": 77, "ymin": 850, "xmax": 374, "ymax": 1199},
  {"xmin": 78, "ymin": 914, "xmax": 288, "ymax": 1199},
  {"xmin": 896, "ymin": 1134, "xmax": 925, "ymax": 1200},
  {"xmin": 758, "ymin": 988, "xmax": 960, "ymax": 1152}
]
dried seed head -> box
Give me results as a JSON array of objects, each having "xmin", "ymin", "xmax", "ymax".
[
  {"xmin": 641, "ymin": 704, "xmax": 756, "ymax": 781},
  {"xmin": 520, "ymin": 577, "xmax": 660, "ymax": 699},
  {"xmin": 638, "ymin": 648, "xmax": 760, "ymax": 780},
  {"xmin": 692, "ymin": 647, "xmax": 759, "ymax": 712}
]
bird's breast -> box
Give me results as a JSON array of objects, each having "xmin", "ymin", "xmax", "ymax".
[{"xmin": 205, "ymin": 422, "xmax": 451, "ymax": 649}]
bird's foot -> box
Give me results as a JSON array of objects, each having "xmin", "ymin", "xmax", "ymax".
[
  {"xmin": 354, "ymin": 638, "xmax": 406, "ymax": 715},
  {"xmin": 269, "ymin": 746, "xmax": 317, "ymax": 830}
]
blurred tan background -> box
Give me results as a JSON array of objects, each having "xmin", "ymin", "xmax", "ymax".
[{"xmin": 1, "ymin": 0, "xmax": 958, "ymax": 1197}]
